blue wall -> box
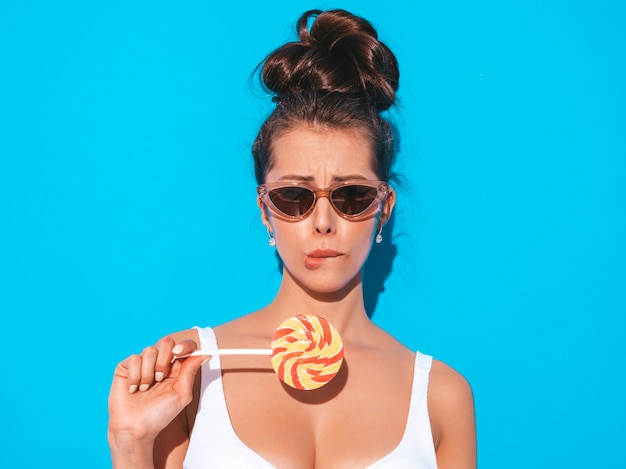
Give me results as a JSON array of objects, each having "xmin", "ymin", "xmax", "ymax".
[{"xmin": 1, "ymin": 1, "xmax": 624, "ymax": 467}]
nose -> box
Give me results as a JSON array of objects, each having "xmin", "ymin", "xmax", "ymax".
[{"xmin": 312, "ymin": 195, "xmax": 335, "ymax": 235}]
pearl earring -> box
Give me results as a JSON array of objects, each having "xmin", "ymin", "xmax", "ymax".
[
  {"xmin": 267, "ymin": 229, "xmax": 276, "ymax": 247},
  {"xmin": 375, "ymin": 227, "xmax": 383, "ymax": 244}
]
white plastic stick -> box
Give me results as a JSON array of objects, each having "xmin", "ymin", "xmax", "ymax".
[{"xmin": 174, "ymin": 349, "xmax": 272, "ymax": 359}]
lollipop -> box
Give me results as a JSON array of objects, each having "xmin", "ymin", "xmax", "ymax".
[
  {"xmin": 185, "ymin": 314, "xmax": 344, "ymax": 390},
  {"xmin": 271, "ymin": 314, "xmax": 344, "ymax": 390}
]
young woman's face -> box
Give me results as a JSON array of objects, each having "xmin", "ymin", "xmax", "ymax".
[{"xmin": 261, "ymin": 124, "xmax": 393, "ymax": 295}]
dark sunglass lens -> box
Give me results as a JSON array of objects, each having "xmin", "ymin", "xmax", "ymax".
[
  {"xmin": 332, "ymin": 185, "xmax": 378, "ymax": 215},
  {"xmin": 269, "ymin": 187, "xmax": 315, "ymax": 217}
]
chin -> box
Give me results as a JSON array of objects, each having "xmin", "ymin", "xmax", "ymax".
[
  {"xmin": 283, "ymin": 263, "xmax": 364, "ymax": 296},
  {"xmin": 300, "ymin": 273, "xmax": 362, "ymax": 298}
]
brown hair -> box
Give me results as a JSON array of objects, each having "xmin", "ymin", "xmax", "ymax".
[{"xmin": 252, "ymin": 9, "xmax": 400, "ymax": 184}]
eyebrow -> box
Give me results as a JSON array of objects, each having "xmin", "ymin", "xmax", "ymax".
[
  {"xmin": 333, "ymin": 174, "xmax": 369, "ymax": 182},
  {"xmin": 278, "ymin": 175, "xmax": 315, "ymax": 182},
  {"xmin": 278, "ymin": 174, "xmax": 369, "ymax": 182}
]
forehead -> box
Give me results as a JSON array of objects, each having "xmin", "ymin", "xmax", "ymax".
[{"xmin": 266, "ymin": 125, "xmax": 377, "ymax": 182}]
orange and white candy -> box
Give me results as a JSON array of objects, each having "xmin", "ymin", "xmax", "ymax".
[{"xmin": 270, "ymin": 314, "xmax": 344, "ymax": 390}]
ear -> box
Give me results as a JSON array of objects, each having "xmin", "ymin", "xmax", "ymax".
[
  {"xmin": 257, "ymin": 196, "xmax": 272, "ymax": 232},
  {"xmin": 380, "ymin": 189, "xmax": 396, "ymax": 226}
]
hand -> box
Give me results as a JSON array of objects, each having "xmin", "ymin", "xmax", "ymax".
[{"xmin": 108, "ymin": 337, "xmax": 208, "ymax": 445}]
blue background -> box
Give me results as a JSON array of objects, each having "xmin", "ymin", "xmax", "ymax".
[{"xmin": 1, "ymin": 1, "xmax": 624, "ymax": 467}]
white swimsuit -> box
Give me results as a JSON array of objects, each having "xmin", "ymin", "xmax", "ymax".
[{"xmin": 184, "ymin": 326, "xmax": 438, "ymax": 468}]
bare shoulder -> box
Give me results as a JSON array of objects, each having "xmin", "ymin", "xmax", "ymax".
[
  {"xmin": 428, "ymin": 360, "xmax": 477, "ymax": 468},
  {"xmin": 164, "ymin": 328, "xmax": 201, "ymax": 344},
  {"xmin": 429, "ymin": 360, "xmax": 474, "ymax": 407},
  {"xmin": 213, "ymin": 310, "xmax": 276, "ymax": 345}
]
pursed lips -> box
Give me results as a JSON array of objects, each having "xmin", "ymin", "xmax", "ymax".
[
  {"xmin": 307, "ymin": 249, "xmax": 341, "ymax": 258},
  {"xmin": 304, "ymin": 249, "xmax": 342, "ymax": 269}
]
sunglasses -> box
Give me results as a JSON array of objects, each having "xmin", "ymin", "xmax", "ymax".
[{"xmin": 257, "ymin": 180, "xmax": 390, "ymax": 221}]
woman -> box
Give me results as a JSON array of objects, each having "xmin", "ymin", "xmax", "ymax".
[{"xmin": 108, "ymin": 9, "xmax": 476, "ymax": 468}]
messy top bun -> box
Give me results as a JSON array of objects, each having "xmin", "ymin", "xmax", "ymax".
[
  {"xmin": 261, "ymin": 9, "xmax": 399, "ymax": 112},
  {"xmin": 253, "ymin": 9, "xmax": 400, "ymax": 183}
]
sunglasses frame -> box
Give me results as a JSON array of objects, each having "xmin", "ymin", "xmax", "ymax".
[{"xmin": 257, "ymin": 180, "xmax": 391, "ymax": 222}]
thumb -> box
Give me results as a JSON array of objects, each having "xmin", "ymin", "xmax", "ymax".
[{"xmin": 176, "ymin": 355, "xmax": 211, "ymax": 398}]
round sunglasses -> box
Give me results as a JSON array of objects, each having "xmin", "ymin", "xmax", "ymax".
[{"xmin": 257, "ymin": 180, "xmax": 391, "ymax": 221}]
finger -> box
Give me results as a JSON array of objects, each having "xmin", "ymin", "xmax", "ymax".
[
  {"xmin": 125, "ymin": 354, "xmax": 142, "ymax": 394},
  {"xmin": 139, "ymin": 346, "xmax": 158, "ymax": 391},
  {"xmin": 154, "ymin": 337, "xmax": 176, "ymax": 382},
  {"xmin": 171, "ymin": 339, "xmax": 199, "ymax": 357},
  {"xmin": 176, "ymin": 355, "xmax": 210, "ymax": 403}
]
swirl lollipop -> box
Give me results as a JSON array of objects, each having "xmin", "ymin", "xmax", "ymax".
[
  {"xmin": 271, "ymin": 314, "xmax": 344, "ymax": 390},
  {"xmin": 185, "ymin": 314, "xmax": 344, "ymax": 390}
]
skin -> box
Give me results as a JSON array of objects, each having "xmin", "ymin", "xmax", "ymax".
[{"xmin": 108, "ymin": 124, "xmax": 477, "ymax": 469}]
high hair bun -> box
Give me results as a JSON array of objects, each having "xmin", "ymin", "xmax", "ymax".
[{"xmin": 260, "ymin": 9, "xmax": 399, "ymax": 112}]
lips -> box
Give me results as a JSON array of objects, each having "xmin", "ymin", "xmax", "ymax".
[
  {"xmin": 307, "ymin": 249, "xmax": 341, "ymax": 259},
  {"xmin": 304, "ymin": 249, "xmax": 342, "ymax": 269}
]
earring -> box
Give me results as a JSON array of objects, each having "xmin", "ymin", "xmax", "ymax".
[
  {"xmin": 267, "ymin": 229, "xmax": 276, "ymax": 247},
  {"xmin": 375, "ymin": 227, "xmax": 383, "ymax": 244}
]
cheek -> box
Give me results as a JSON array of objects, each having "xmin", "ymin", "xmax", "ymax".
[
  {"xmin": 346, "ymin": 218, "xmax": 379, "ymax": 252},
  {"xmin": 270, "ymin": 220, "xmax": 304, "ymax": 251}
]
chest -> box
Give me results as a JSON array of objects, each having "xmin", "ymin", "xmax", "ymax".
[{"xmin": 218, "ymin": 351, "xmax": 415, "ymax": 468}]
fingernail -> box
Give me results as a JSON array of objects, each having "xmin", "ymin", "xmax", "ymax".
[
  {"xmin": 155, "ymin": 372, "xmax": 164, "ymax": 382},
  {"xmin": 128, "ymin": 385, "xmax": 138, "ymax": 394},
  {"xmin": 172, "ymin": 344, "xmax": 184, "ymax": 355},
  {"xmin": 139, "ymin": 384, "xmax": 150, "ymax": 392}
]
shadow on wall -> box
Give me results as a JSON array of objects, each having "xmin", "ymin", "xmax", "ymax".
[{"xmin": 364, "ymin": 214, "xmax": 397, "ymax": 317}]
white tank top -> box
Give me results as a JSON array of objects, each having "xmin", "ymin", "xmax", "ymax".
[{"xmin": 184, "ymin": 326, "xmax": 438, "ymax": 468}]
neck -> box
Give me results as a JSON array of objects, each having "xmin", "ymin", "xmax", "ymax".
[{"xmin": 266, "ymin": 268, "xmax": 371, "ymax": 336}]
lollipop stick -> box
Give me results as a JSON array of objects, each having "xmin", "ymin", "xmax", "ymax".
[{"xmin": 174, "ymin": 349, "xmax": 272, "ymax": 359}]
